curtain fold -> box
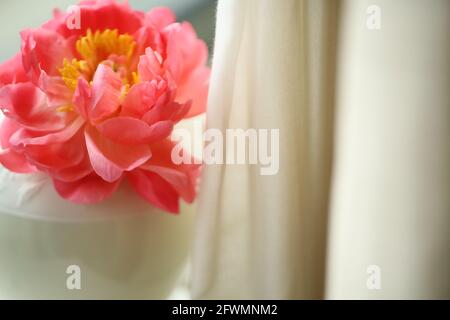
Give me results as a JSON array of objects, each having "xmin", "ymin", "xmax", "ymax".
[
  {"xmin": 191, "ymin": 0, "xmax": 337, "ymax": 299},
  {"xmin": 191, "ymin": 0, "xmax": 450, "ymax": 299}
]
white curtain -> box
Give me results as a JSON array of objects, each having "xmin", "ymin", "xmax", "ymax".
[{"xmin": 191, "ymin": 0, "xmax": 450, "ymax": 299}]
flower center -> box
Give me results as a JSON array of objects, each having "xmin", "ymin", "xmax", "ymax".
[{"xmin": 59, "ymin": 29, "xmax": 137, "ymax": 91}]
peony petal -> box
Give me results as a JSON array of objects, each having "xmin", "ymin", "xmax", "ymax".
[
  {"xmin": 51, "ymin": 154, "xmax": 93, "ymax": 183},
  {"xmin": 0, "ymin": 82, "xmax": 69, "ymax": 132},
  {"xmin": 163, "ymin": 22, "xmax": 209, "ymax": 83},
  {"xmin": 0, "ymin": 148, "xmax": 35, "ymax": 173},
  {"xmin": 143, "ymin": 121, "xmax": 175, "ymax": 143},
  {"xmin": 38, "ymin": 73, "xmax": 73, "ymax": 107},
  {"xmin": 96, "ymin": 117, "xmax": 173, "ymax": 145},
  {"xmin": 53, "ymin": 173, "xmax": 120, "ymax": 204},
  {"xmin": 84, "ymin": 125, "xmax": 152, "ymax": 182},
  {"xmin": 0, "ymin": 118, "xmax": 21, "ymax": 149},
  {"xmin": 162, "ymin": 22, "xmax": 210, "ymax": 118},
  {"xmin": 176, "ymin": 67, "xmax": 210, "ymax": 118},
  {"xmin": 145, "ymin": 7, "xmax": 176, "ymax": 30},
  {"xmin": 9, "ymin": 117, "xmax": 84, "ymax": 146},
  {"xmin": 73, "ymin": 77, "xmax": 92, "ymax": 121},
  {"xmin": 20, "ymin": 28, "xmax": 74, "ymax": 83},
  {"xmin": 128, "ymin": 169, "xmax": 179, "ymax": 214},
  {"xmin": 144, "ymin": 165, "xmax": 198, "ymax": 204},
  {"xmin": 0, "ymin": 118, "xmax": 35, "ymax": 173},
  {"xmin": 121, "ymin": 81, "xmax": 158, "ymax": 118},
  {"xmin": 89, "ymin": 64, "xmax": 123, "ymax": 124},
  {"xmin": 47, "ymin": 0, "xmax": 144, "ymax": 39},
  {"xmin": 137, "ymin": 48, "xmax": 166, "ymax": 82},
  {"xmin": 142, "ymin": 100, "xmax": 191, "ymax": 126},
  {"xmin": 143, "ymin": 139, "xmax": 200, "ymax": 203},
  {"xmin": 24, "ymin": 130, "xmax": 86, "ymax": 170},
  {"xmin": 0, "ymin": 54, "xmax": 28, "ymax": 86},
  {"xmin": 130, "ymin": 27, "xmax": 163, "ymax": 71}
]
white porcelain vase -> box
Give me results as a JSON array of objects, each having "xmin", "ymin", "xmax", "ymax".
[{"xmin": 0, "ymin": 166, "xmax": 195, "ymax": 299}]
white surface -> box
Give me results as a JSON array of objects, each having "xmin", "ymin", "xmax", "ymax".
[{"xmin": 0, "ymin": 177, "xmax": 197, "ymax": 299}]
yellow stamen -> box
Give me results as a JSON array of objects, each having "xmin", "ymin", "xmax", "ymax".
[
  {"xmin": 58, "ymin": 59, "xmax": 89, "ymax": 90},
  {"xmin": 56, "ymin": 105, "xmax": 75, "ymax": 113},
  {"xmin": 132, "ymin": 71, "xmax": 140, "ymax": 85},
  {"xmin": 76, "ymin": 29, "xmax": 136, "ymax": 69},
  {"xmin": 58, "ymin": 27, "xmax": 138, "ymax": 117},
  {"xmin": 120, "ymin": 84, "xmax": 131, "ymax": 104}
]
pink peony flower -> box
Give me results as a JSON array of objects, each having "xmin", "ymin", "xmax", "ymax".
[{"xmin": 0, "ymin": 0, "xmax": 210, "ymax": 213}]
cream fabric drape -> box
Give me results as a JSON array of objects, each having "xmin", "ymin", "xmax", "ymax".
[
  {"xmin": 191, "ymin": 0, "xmax": 450, "ymax": 299},
  {"xmin": 326, "ymin": 0, "xmax": 450, "ymax": 299}
]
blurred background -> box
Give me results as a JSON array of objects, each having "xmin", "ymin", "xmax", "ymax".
[{"xmin": 0, "ymin": 0, "xmax": 217, "ymax": 62}]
